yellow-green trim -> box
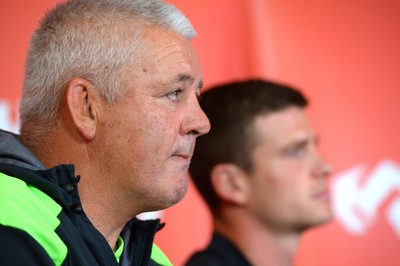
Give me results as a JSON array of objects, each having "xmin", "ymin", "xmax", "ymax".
[
  {"xmin": 0, "ymin": 172, "xmax": 67, "ymax": 265},
  {"xmin": 151, "ymin": 244, "xmax": 173, "ymax": 266},
  {"xmin": 114, "ymin": 236, "xmax": 124, "ymax": 263}
]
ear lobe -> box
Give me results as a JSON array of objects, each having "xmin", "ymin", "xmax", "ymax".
[
  {"xmin": 211, "ymin": 164, "xmax": 249, "ymax": 205},
  {"xmin": 65, "ymin": 77, "xmax": 98, "ymax": 141}
]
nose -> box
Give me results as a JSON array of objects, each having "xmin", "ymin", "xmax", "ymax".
[
  {"xmin": 180, "ymin": 95, "xmax": 211, "ymax": 136},
  {"xmin": 314, "ymin": 152, "xmax": 333, "ymax": 179}
]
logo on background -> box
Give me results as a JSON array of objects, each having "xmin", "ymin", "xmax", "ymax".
[
  {"xmin": 0, "ymin": 99, "xmax": 19, "ymax": 133},
  {"xmin": 332, "ymin": 160, "xmax": 400, "ymax": 237}
]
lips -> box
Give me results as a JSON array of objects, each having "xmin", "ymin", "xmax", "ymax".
[
  {"xmin": 174, "ymin": 153, "xmax": 190, "ymax": 159},
  {"xmin": 313, "ymin": 186, "xmax": 330, "ymax": 201},
  {"xmin": 170, "ymin": 153, "xmax": 192, "ymax": 173},
  {"xmin": 172, "ymin": 142, "xmax": 195, "ymax": 160}
]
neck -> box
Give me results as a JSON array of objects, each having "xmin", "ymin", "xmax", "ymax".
[
  {"xmin": 24, "ymin": 125, "xmax": 131, "ymax": 250},
  {"xmin": 77, "ymin": 166, "xmax": 127, "ymax": 250},
  {"xmin": 214, "ymin": 208, "xmax": 300, "ymax": 266}
]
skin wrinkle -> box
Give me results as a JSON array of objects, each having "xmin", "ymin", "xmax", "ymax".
[{"xmin": 83, "ymin": 142, "xmax": 94, "ymax": 176}]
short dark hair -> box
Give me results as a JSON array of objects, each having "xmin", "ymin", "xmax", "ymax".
[{"xmin": 189, "ymin": 79, "xmax": 308, "ymax": 214}]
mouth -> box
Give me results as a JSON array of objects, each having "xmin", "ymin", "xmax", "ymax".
[
  {"xmin": 174, "ymin": 153, "xmax": 190, "ymax": 159},
  {"xmin": 172, "ymin": 153, "xmax": 192, "ymax": 167},
  {"xmin": 313, "ymin": 187, "xmax": 330, "ymax": 201},
  {"xmin": 172, "ymin": 143, "xmax": 195, "ymax": 161},
  {"xmin": 170, "ymin": 153, "xmax": 191, "ymax": 174}
]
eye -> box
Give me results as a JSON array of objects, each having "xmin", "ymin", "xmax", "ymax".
[
  {"xmin": 167, "ymin": 89, "xmax": 182, "ymax": 101},
  {"xmin": 285, "ymin": 143, "xmax": 307, "ymax": 158},
  {"xmin": 287, "ymin": 147, "xmax": 302, "ymax": 157}
]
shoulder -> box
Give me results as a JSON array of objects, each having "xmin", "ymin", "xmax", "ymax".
[
  {"xmin": 185, "ymin": 233, "xmax": 252, "ymax": 266},
  {"xmin": 0, "ymin": 172, "xmax": 67, "ymax": 265},
  {"xmin": 0, "ymin": 225, "xmax": 55, "ymax": 265},
  {"xmin": 185, "ymin": 250, "xmax": 225, "ymax": 266}
]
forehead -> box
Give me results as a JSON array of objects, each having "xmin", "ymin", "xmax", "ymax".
[
  {"xmin": 253, "ymin": 107, "xmax": 313, "ymax": 146},
  {"xmin": 130, "ymin": 26, "xmax": 201, "ymax": 86}
]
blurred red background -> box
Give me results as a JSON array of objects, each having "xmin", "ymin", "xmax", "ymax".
[{"xmin": 1, "ymin": 1, "xmax": 399, "ymax": 265}]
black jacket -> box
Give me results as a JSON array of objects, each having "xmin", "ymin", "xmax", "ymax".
[
  {"xmin": 0, "ymin": 130, "xmax": 166, "ymax": 265},
  {"xmin": 0, "ymin": 163, "xmax": 163, "ymax": 265},
  {"xmin": 185, "ymin": 232, "xmax": 252, "ymax": 266}
]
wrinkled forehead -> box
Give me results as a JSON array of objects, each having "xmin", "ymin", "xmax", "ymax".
[
  {"xmin": 128, "ymin": 26, "xmax": 202, "ymax": 87},
  {"xmin": 141, "ymin": 26, "xmax": 199, "ymax": 64}
]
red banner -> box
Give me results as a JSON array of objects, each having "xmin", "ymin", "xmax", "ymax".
[{"xmin": 1, "ymin": 1, "xmax": 399, "ymax": 265}]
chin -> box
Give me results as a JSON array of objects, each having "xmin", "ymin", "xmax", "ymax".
[
  {"xmin": 161, "ymin": 180, "xmax": 189, "ymax": 208},
  {"xmin": 299, "ymin": 209, "xmax": 332, "ymax": 231},
  {"xmin": 313, "ymin": 200, "xmax": 333, "ymax": 221},
  {"xmin": 312, "ymin": 211, "xmax": 333, "ymax": 227},
  {"xmin": 171, "ymin": 182, "xmax": 189, "ymax": 204}
]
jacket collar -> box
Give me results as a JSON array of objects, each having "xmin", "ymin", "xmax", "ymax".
[
  {"xmin": 0, "ymin": 162, "xmax": 164, "ymax": 266},
  {"xmin": 0, "ymin": 129, "xmax": 45, "ymax": 170}
]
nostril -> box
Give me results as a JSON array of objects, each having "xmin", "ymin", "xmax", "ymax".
[{"xmin": 188, "ymin": 129, "xmax": 199, "ymax": 135}]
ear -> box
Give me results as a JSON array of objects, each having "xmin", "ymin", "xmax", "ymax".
[
  {"xmin": 210, "ymin": 163, "xmax": 249, "ymax": 205},
  {"xmin": 65, "ymin": 77, "xmax": 98, "ymax": 141}
]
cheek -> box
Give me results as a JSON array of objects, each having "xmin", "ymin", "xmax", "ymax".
[
  {"xmin": 276, "ymin": 157, "xmax": 311, "ymax": 182},
  {"xmin": 146, "ymin": 112, "xmax": 175, "ymax": 140},
  {"xmin": 255, "ymin": 160, "xmax": 306, "ymax": 198},
  {"xmin": 133, "ymin": 111, "xmax": 178, "ymax": 156}
]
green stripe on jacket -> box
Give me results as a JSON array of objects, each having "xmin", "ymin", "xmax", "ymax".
[{"xmin": 0, "ymin": 172, "xmax": 67, "ymax": 265}]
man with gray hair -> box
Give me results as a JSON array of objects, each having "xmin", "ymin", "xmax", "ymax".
[{"xmin": 0, "ymin": 0, "xmax": 210, "ymax": 265}]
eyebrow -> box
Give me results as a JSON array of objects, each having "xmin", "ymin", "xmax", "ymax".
[
  {"xmin": 300, "ymin": 135, "xmax": 319, "ymax": 149},
  {"xmin": 282, "ymin": 134, "xmax": 318, "ymax": 150},
  {"xmin": 176, "ymin": 74, "xmax": 203, "ymax": 90},
  {"xmin": 177, "ymin": 74, "xmax": 193, "ymax": 83}
]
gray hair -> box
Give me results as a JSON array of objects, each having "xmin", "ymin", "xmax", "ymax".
[{"xmin": 19, "ymin": 0, "xmax": 196, "ymax": 136}]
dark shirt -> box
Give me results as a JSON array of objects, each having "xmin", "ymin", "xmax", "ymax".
[{"xmin": 185, "ymin": 232, "xmax": 252, "ymax": 266}]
